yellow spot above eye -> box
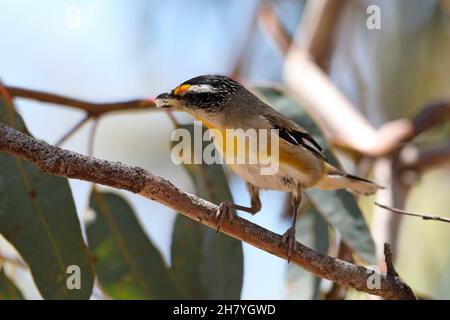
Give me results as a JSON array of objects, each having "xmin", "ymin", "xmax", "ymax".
[{"xmin": 173, "ymin": 84, "xmax": 191, "ymax": 96}]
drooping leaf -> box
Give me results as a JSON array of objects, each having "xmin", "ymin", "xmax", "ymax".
[
  {"xmin": 0, "ymin": 268, "xmax": 24, "ymax": 300},
  {"xmin": 171, "ymin": 215, "xmax": 205, "ymax": 299},
  {"xmin": 171, "ymin": 124, "xmax": 243, "ymax": 299},
  {"xmin": 306, "ymin": 189, "xmax": 376, "ymax": 263},
  {"xmin": 0, "ymin": 98, "xmax": 94, "ymax": 299},
  {"xmin": 86, "ymin": 190, "xmax": 178, "ymax": 299},
  {"xmin": 287, "ymin": 202, "xmax": 329, "ymax": 300},
  {"xmin": 255, "ymin": 87, "xmax": 376, "ymax": 264}
]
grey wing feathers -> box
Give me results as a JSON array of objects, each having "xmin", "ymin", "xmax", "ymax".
[{"xmin": 263, "ymin": 110, "xmax": 327, "ymax": 161}]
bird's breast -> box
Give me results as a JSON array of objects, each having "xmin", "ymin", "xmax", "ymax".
[{"xmin": 193, "ymin": 115, "xmax": 325, "ymax": 191}]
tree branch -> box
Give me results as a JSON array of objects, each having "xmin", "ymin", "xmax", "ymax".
[
  {"xmin": 258, "ymin": 4, "xmax": 292, "ymax": 56},
  {"xmin": 410, "ymin": 101, "xmax": 450, "ymax": 141},
  {"xmin": 0, "ymin": 123, "xmax": 415, "ymax": 300},
  {"xmin": 402, "ymin": 142, "xmax": 450, "ymax": 173},
  {"xmin": 4, "ymin": 86, "xmax": 156, "ymax": 116},
  {"xmin": 383, "ymin": 243, "xmax": 415, "ymax": 298},
  {"xmin": 295, "ymin": 0, "xmax": 344, "ymax": 71}
]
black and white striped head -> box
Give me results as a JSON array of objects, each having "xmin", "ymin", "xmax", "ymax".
[{"xmin": 155, "ymin": 75, "xmax": 241, "ymax": 111}]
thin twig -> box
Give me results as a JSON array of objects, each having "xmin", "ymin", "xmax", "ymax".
[
  {"xmin": 55, "ymin": 115, "xmax": 91, "ymax": 147},
  {"xmin": 0, "ymin": 123, "xmax": 416, "ymax": 300},
  {"xmin": 88, "ymin": 117, "xmax": 100, "ymax": 157},
  {"xmin": 383, "ymin": 243, "xmax": 415, "ymax": 299},
  {"xmin": 5, "ymin": 86, "xmax": 156, "ymax": 116},
  {"xmin": 375, "ymin": 203, "xmax": 450, "ymax": 224},
  {"xmin": 377, "ymin": 243, "xmax": 415, "ymax": 300},
  {"xmin": 384, "ymin": 243, "xmax": 398, "ymax": 278}
]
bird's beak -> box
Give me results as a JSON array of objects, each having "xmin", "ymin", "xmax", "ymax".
[{"xmin": 155, "ymin": 92, "xmax": 176, "ymax": 108}]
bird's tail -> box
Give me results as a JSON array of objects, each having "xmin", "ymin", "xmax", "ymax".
[{"xmin": 315, "ymin": 163, "xmax": 384, "ymax": 195}]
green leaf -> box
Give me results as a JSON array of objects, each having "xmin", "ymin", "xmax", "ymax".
[
  {"xmin": 171, "ymin": 215, "xmax": 205, "ymax": 299},
  {"xmin": 255, "ymin": 87, "xmax": 376, "ymax": 264},
  {"xmin": 287, "ymin": 202, "xmax": 329, "ymax": 300},
  {"xmin": 0, "ymin": 268, "xmax": 24, "ymax": 300},
  {"xmin": 171, "ymin": 124, "xmax": 243, "ymax": 299},
  {"xmin": 0, "ymin": 98, "xmax": 94, "ymax": 299},
  {"xmin": 307, "ymin": 189, "xmax": 375, "ymax": 263},
  {"xmin": 86, "ymin": 190, "xmax": 178, "ymax": 299}
]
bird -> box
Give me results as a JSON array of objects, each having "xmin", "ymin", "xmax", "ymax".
[{"xmin": 155, "ymin": 75, "xmax": 382, "ymax": 260}]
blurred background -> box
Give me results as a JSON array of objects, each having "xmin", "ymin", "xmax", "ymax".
[{"xmin": 0, "ymin": 0, "xmax": 449, "ymax": 299}]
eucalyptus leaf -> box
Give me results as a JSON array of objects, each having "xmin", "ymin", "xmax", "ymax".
[
  {"xmin": 0, "ymin": 98, "xmax": 94, "ymax": 299},
  {"xmin": 255, "ymin": 87, "xmax": 376, "ymax": 264},
  {"xmin": 87, "ymin": 190, "xmax": 178, "ymax": 299},
  {"xmin": 171, "ymin": 124, "xmax": 243, "ymax": 299},
  {"xmin": 287, "ymin": 202, "xmax": 329, "ymax": 300},
  {"xmin": 171, "ymin": 215, "xmax": 205, "ymax": 299}
]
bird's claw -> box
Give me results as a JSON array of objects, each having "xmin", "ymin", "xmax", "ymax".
[
  {"xmin": 216, "ymin": 201, "xmax": 235, "ymax": 232},
  {"xmin": 280, "ymin": 227, "xmax": 297, "ymax": 263}
]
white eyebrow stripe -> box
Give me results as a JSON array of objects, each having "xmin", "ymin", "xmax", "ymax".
[{"xmin": 186, "ymin": 84, "xmax": 218, "ymax": 93}]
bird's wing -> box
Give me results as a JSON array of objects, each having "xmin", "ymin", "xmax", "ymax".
[{"xmin": 262, "ymin": 110, "xmax": 327, "ymax": 161}]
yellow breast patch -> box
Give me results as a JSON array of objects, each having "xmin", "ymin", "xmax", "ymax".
[{"xmin": 193, "ymin": 114, "xmax": 243, "ymax": 160}]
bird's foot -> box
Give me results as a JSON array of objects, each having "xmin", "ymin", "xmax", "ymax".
[
  {"xmin": 216, "ymin": 201, "xmax": 235, "ymax": 232},
  {"xmin": 281, "ymin": 226, "xmax": 297, "ymax": 263}
]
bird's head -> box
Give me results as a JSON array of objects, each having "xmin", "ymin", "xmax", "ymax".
[{"xmin": 155, "ymin": 75, "xmax": 241, "ymax": 114}]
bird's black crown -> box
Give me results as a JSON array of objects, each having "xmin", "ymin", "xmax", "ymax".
[{"xmin": 172, "ymin": 75, "xmax": 241, "ymax": 110}]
